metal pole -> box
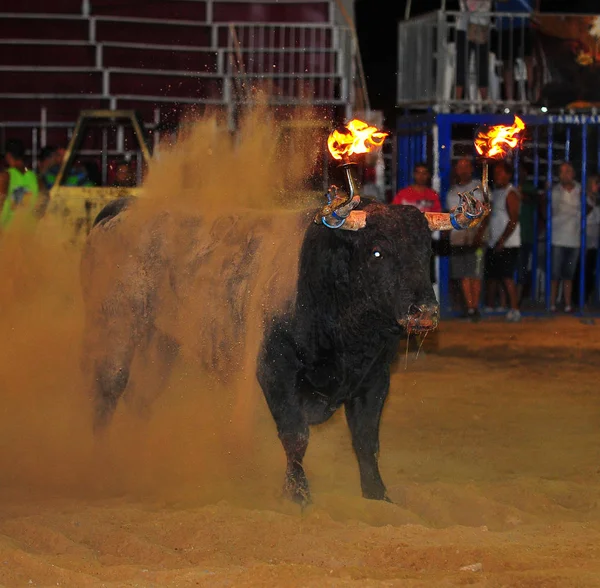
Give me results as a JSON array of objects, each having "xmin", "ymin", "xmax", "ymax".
[
  {"xmin": 532, "ymin": 125, "xmax": 540, "ymax": 301},
  {"xmin": 596, "ymin": 127, "xmax": 600, "ymax": 303},
  {"xmin": 437, "ymin": 114, "xmax": 452, "ymax": 313},
  {"xmin": 545, "ymin": 124, "xmax": 553, "ymax": 311},
  {"xmin": 101, "ymin": 127, "xmax": 108, "ymax": 186},
  {"xmin": 31, "ymin": 128, "xmax": 38, "ymax": 170},
  {"xmin": 565, "ymin": 126, "xmax": 571, "ymax": 161},
  {"xmin": 579, "ymin": 124, "xmax": 588, "ymax": 311}
]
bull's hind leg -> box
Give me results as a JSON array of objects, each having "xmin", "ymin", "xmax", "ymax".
[
  {"xmin": 92, "ymin": 343, "xmax": 135, "ymax": 432},
  {"xmin": 257, "ymin": 324, "xmax": 311, "ymax": 506},
  {"xmin": 82, "ymin": 310, "xmax": 139, "ymax": 433},
  {"xmin": 125, "ymin": 331, "xmax": 179, "ymax": 420}
]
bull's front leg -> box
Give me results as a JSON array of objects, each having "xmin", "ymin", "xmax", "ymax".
[
  {"xmin": 344, "ymin": 371, "xmax": 391, "ymax": 502},
  {"xmin": 257, "ymin": 322, "xmax": 311, "ymax": 506}
]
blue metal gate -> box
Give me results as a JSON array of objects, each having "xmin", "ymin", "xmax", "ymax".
[{"xmin": 396, "ymin": 112, "xmax": 600, "ymax": 316}]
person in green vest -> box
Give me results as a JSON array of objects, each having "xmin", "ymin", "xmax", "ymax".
[
  {"xmin": 38, "ymin": 145, "xmax": 95, "ymax": 191},
  {"xmin": 0, "ymin": 139, "xmax": 46, "ymax": 230}
]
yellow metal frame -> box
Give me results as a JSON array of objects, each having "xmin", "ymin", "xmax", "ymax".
[{"xmin": 47, "ymin": 110, "xmax": 151, "ymax": 244}]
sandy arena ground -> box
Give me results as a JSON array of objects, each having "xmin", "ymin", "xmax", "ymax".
[{"xmin": 1, "ymin": 316, "xmax": 600, "ymax": 587}]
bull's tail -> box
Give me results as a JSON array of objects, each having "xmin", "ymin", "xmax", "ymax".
[{"xmin": 92, "ymin": 196, "xmax": 135, "ymax": 228}]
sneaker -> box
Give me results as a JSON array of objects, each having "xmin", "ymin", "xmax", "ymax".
[
  {"xmin": 564, "ymin": 305, "xmax": 573, "ymax": 313},
  {"xmin": 483, "ymin": 306, "xmax": 494, "ymax": 313},
  {"xmin": 506, "ymin": 309, "xmax": 522, "ymax": 322},
  {"xmin": 468, "ymin": 308, "xmax": 482, "ymax": 323},
  {"xmin": 495, "ymin": 306, "xmax": 508, "ymax": 313}
]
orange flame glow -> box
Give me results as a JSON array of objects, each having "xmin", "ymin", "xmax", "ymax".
[
  {"xmin": 327, "ymin": 119, "xmax": 388, "ymax": 161},
  {"xmin": 474, "ymin": 115, "xmax": 526, "ymax": 159}
]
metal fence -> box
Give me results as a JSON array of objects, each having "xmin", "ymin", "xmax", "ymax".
[
  {"xmin": 397, "ymin": 10, "xmax": 536, "ymax": 112},
  {"xmin": 396, "ymin": 112, "xmax": 600, "ymax": 315}
]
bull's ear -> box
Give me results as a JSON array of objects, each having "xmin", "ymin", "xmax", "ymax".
[
  {"xmin": 338, "ymin": 210, "xmax": 366, "ymax": 231},
  {"xmin": 423, "ymin": 212, "xmax": 454, "ymax": 231},
  {"xmin": 423, "ymin": 208, "xmax": 489, "ymax": 232}
]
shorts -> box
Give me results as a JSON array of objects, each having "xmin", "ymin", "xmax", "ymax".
[
  {"xmin": 518, "ymin": 243, "xmax": 533, "ymax": 283},
  {"xmin": 485, "ymin": 247, "xmax": 520, "ymax": 280},
  {"xmin": 551, "ymin": 246, "xmax": 580, "ymax": 280},
  {"xmin": 455, "ymin": 30, "xmax": 489, "ymax": 88},
  {"xmin": 450, "ymin": 247, "xmax": 481, "ymax": 279},
  {"xmin": 496, "ymin": 26, "xmax": 533, "ymax": 63}
]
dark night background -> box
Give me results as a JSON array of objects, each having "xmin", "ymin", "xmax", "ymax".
[{"xmin": 354, "ymin": 0, "xmax": 598, "ymax": 125}]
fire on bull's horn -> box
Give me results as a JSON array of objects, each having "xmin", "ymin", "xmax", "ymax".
[
  {"xmin": 316, "ymin": 119, "xmax": 388, "ymax": 231},
  {"xmin": 317, "ymin": 118, "xmax": 511, "ymax": 233},
  {"xmin": 474, "ymin": 114, "xmax": 526, "ymax": 202}
]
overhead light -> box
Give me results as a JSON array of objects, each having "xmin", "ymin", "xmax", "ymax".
[
  {"xmin": 504, "ymin": 108, "xmax": 511, "ymax": 114},
  {"xmin": 541, "ymin": 106, "xmax": 548, "ymax": 113}
]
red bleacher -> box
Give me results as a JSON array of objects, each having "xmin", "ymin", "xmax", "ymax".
[{"xmin": 0, "ymin": 0, "xmax": 345, "ymax": 157}]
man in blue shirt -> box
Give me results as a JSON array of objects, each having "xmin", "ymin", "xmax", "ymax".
[{"xmin": 495, "ymin": 0, "xmax": 538, "ymax": 102}]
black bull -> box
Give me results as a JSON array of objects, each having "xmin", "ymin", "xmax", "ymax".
[{"xmin": 81, "ymin": 197, "xmax": 446, "ymax": 505}]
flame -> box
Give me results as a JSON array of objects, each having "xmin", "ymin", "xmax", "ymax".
[
  {"xmin": 474, "ymin": 115, "xmax": 526, "ymax": 159},
  {"xmin": 327, "ymin": 119, "xmax": 388, "ymax": 161}
]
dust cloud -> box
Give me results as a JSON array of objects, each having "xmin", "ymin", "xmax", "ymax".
[{"xmin": 0, "ymin": 103, "xmax": 331, "ymax": 508}]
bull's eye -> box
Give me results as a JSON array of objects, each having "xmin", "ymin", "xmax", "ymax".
[{"xmin": 372, "ymin": 247, "xmax": 383, "ymax": 259}]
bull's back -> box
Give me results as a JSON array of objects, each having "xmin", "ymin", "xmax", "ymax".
[{"xmin": 81, "ymin": 203, "xmax": 311, "ymax": 377}]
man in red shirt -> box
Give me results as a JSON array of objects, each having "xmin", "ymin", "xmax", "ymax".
[
  {"xmin": 392, "ymin": 163, "xmax": 442, "ymax": 286},
  {"xmin": 392, "ymin": 163, "xmax": 442, "ymax": 213}
]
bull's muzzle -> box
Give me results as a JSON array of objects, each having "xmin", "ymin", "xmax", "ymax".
[{"xmin": 399, "ymin": 303, "xmax": 440, "ymax": 333}]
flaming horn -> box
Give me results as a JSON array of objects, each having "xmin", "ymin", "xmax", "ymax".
[
  {"xmin": 424, "ymin": 115, "xmax": 525, "ymax": 231},
  {"xmin": 316, "ymin": 119, "xmax": 388, "ymax": 231}
]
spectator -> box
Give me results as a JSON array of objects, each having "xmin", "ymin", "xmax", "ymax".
[
  {"xmin": 392, "ymin": 162, "xmax": 442, "ymax": 283},
  {"xmin": 38, "ymin": 146, "xmax": 62, "ymax": 188},
  {"xmin": 447, "ymin": 158, "xmax": 485, "ymax": 320},
  {"xmin": 484, "ymin": 160, "xmax": 522, "ymax": 321},
  {"xmin": 573, "ymin": 174, "xmax": 600, "ymax": 308},
  {"xmin": 550, "ymin": 162, "xmax": 587, "ymax": 313},
  {"xmin": 494, "ymin": 0, "xmax": 538, "ymax": 102},
  {"xmin": 392, "ymin": 162, "xmax": 441, "ymax": 212},
  {"xmin": 0, "ymin": 139, "xmax": 45, "ymax": 229},
  {"xmin": 112, "ymin": 159, "xmax": 136, "ymax": 188},
  {"xmin": 455, "ymin": 0, "xmax": 492, "ymax": 102},
  {"xmin": 39, "ymin": 146, "xmax": 93, "ymax": 190},
  {"xmin": 517, "ymin": 162, "xmax": 541, "ymax": 304}
]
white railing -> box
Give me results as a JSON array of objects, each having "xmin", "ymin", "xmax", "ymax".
[{"xmin": 397, "ymin": 10, "xmax": 535, "ymax": 111}]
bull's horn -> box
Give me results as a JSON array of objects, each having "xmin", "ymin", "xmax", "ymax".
[
  {"xmin": 424, "ymin": 185, "xmax": 490, "ymax": 231},
  {"xmin": 316, "ymin": 163, "xmax": 366, "ymax": 231}
]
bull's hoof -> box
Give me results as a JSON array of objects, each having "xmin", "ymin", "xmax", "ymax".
[
  {"xmin": 362, "ymin": 482, "xmax": 392, "ymax": 503},
  {"xmin": 283, "ymin": 474, "xmax": 312, "ymax": 507}
]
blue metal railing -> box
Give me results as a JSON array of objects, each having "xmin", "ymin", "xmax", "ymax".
[{"xmin": 396, "ymin": 112, "xmax": 600, "ymax": 315}]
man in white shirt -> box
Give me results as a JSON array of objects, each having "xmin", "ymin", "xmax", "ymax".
[
  {"xmin": 484, "ymin": 161, "xmax": 522, "ymax": 322},
  {"xmin": 550, "ymin": 162, "xmax": 586, "ymax": 312},
  {"xmin": 447, "ymin": 158, "xmax": 485, "ymax": 320}
]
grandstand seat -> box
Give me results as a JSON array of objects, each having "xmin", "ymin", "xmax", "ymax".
[
  {"xmin": 0, "ymin": 16, "xmax": 88, "ymax": 41},
  {"xmin": 0, "ymin": 42, "xmax": 95, "ymax": 67},
  {"xmin": 101, "ymin": 44, "xmax": 217, "ymax": 73},
  {"xmin": 114, "ymin": 98, "xmax": 211, "ymax": 124},
  {"xmin": 234, "ymin": 50, "xmax": 337, "ymax": 74},
  {"xmin": 3, "ymin": 70, "xmax": 103, "ymax": 94},
  {"xmin": 95, "ymin": 19, "xmax": 211, "ymax": 46},
  {"xmin": 108, "ymin": 71, "xmax": 222, "ymax": 100},
  {"xmin": 0, "ymin": 97, "xmax": 110, "ymax": 122},
  {"xmin": 216, "ymin": 26, "xmax": 333, "ymax": 49},
  {"xmin": 6, "ymin": 0, "xmax": 81, "ymax": 14},
  {"xmin": 90, "ymin": 0, "xmax": 207, "ymax": 22},
  {"xmin": 211, "ymin": 2, "xmax": 330, "ymax": 23}
]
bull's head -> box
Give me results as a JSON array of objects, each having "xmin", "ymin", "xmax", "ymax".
[{"xmin": 313, "ymin": 164, "xmax": 490, "ymax": 335}]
